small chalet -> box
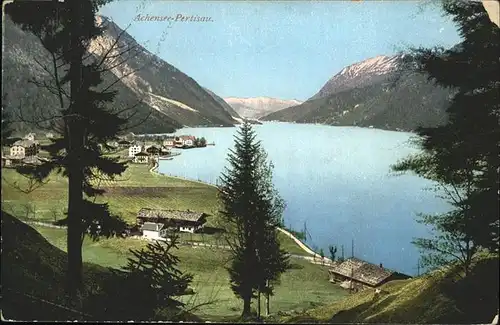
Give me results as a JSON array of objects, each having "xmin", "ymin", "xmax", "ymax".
[
  {"xmin": 163, "ymin": 137, "xmax": 175, "ymax": 147},
  {"xmin": 136, "ymin": 208, "xmax": 207, "ymax": 233},
  {"xmin": 10, "ymin": 139, "xmax": 39, "ymax": 158},
  {"xmin": 328, "ymin": 258, "xmax": 411, "ymax": 291},
  {"xmin": 134, "ymin": 151, "xmax": 150, "ymax": 164},
  {"xmin": 141, "ymin": 222, "xmax": 167, "ymax": 240},
  {"xmin": 146, "ymin": 145, "xmax": 161, "ymax": 155},
  {"xmin": 129, "ymin": 145, "xmax": 142, "ymax": 158}
]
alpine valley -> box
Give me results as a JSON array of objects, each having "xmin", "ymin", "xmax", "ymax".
[{"xmin": 262, "ymin": 55, "xmax": 453, "ymax": 131}]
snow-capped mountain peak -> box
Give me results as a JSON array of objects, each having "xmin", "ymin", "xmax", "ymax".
[{"xmin": 310, "ymin": 55, "xmax": 401, "ymax": 100}]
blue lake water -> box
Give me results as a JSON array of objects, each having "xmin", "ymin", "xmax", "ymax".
[{"xmin": 157, "ymin": 122, "xmax": 450, "ymax": 275}]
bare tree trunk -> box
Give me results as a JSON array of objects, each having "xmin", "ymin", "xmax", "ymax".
[
  {"xmin": 242, "ymin": 296, "xmax": 251, "ymax": 318},
  {"xmin": 67, "ymin": 168, "xmax": 84, "ymax": 295},
  {"xmin": 265, "ymin": 293, "xmax": 270, "ymax": 317},
  {"xmin": 257, "ymin": 289, "xmax": 261, "ymax": 319},
  {"xmin": 66, "ymin": 0, "xmax": 85, "ymax": 297}
]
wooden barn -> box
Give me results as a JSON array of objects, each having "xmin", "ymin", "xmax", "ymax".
[
  {"xmin": 328, "ymin": 257, "xmax": 411, "ymax": 292},
  {"xmin": 136, "ymin": 208, "xmax": 207, "ymax": 233}
]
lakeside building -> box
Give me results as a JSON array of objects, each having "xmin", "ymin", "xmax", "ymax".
[
  {"xmin": 328, "ymin": 257, "xmax": 411, "ymax": 292},
  {"xmin": 136, "ymin": 208, "xmax": 207, "ymax": 233},
  {"xmin": 174, "ymin": 135, "xmax": 196, "ymax": 148},
  {"xmin": 163, "ymin": 137, "xmax": 175, "ymax": 147},
  {"xmin": 128, "ymin": 145, "xmax": 142, "ymax": 158},
  {"xmin": 146, "ymin": 145, "xmax": 161, "ymax": 155},
  {"xmin": 133, "ymin": 151, "xmax": 150, "ymax": 164}
]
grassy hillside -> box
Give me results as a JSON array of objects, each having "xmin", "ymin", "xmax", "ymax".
[
  {"xmin": 2, "ymin": 164, "xmax": 346, "ymax": 321},
  {"xmin": 1, "ymin": 164, "xmax": 219, "ymax": 225},
  {"xmin": 30, "ymin": 225, "xmax": 346, "ymax": 321},
  {"xmin": 274, "ymin": 255, "xmax": 499, "ymax": 324}
]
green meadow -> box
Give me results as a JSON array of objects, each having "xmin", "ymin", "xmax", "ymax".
[{"xmin": 2, "ymin": 163, "xmax": 347, "ymax": 320}]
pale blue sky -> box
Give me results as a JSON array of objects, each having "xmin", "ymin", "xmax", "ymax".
[{"xmin": 99, "ymin": 1, "xmax": 461, "ymax": 101}]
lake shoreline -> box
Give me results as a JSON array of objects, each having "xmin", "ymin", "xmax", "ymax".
[{"xmin": 136, "ymin": 121, "xmax": 417, "ymax": 137}]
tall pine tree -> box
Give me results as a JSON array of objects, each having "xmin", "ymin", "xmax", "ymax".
[
  {"xmin": 253, "ymin": 148, "xmax": 290, "ymax": 318},
  {"xmin": 218, "ymin": 121, "xmax": 289, "ymax": 318},
  {"xmin": 392, "ymin": 0, "xmax": 499, "ymax": 275},
  {"xmin": 6, "ymin": 0, "xmax": 130, "ymax": 295}
]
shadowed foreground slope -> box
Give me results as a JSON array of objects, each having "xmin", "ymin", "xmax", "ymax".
[{"xmin": 0, "ymin": 212, "xmax": 201, "ymax": 321}]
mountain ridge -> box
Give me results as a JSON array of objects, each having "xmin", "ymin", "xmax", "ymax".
[
  {"xmin": 2, "ymin": 14, "xmax": 240, "ymax": 135},
  {"xmin": 262, "ymin": 54, "xmax": 451, "ymax": 131},
  {"xmin": 224, "ymin": 96, "xmax": 303, "ymax": 120}
]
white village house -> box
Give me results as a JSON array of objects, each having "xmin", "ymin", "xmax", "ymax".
[
  {"xmin": 10, "ymin": 140, "xmax": 39, "ymax": 159},
  {"xmin": 174, "ymin": 135, "xmax": 196, "ymax": 148},
  {"xmin": 141, "ymin": 222, "xmax": 168, "ymax": 241},
  {"xmin": 10, "ymin": 143, "xmax": 25, "ymax": 158},
  {"xmin": 128, "ymin": 144, "xmax": 142, "ymax": 158},
  {"xmin": 163, "ymin": 137, "xmax": 175, "ymax": 147}
]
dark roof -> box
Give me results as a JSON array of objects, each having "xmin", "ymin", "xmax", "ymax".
[
  {"xmin": 138, "ymin": 208, "xmax": 206, "ymax": 223},
  {"xmin": 135, "ymin": 152, "xmax": 150, "ymax": 156},
  {"xmin": 141, "ymin": 222, "xmax": 164, "ymax": 232},
  {"xmin": 328, "ymin": 257, "xmax": 395, "ymax": 286}
]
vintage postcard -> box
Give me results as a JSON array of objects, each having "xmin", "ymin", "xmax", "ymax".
[{"xmin": 2, "ymin": 0, "xmax": 499, "ymax": 323}]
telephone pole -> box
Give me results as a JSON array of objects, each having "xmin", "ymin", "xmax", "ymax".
[{"xmin": 351, "ymin": 239, "xmax": 354, "ymax": 258}]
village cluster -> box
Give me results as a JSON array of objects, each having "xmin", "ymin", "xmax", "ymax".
[
  {"xmin": 1, "ymin": 132, "xmax": 43, "ymax": 167},
  {"xmin": 114, "ymin": 135, "xmax": 207, "ymax": 164},
  {"xmin": 1, "ymin": 133, "xmax": 209, "ymax": 167}
]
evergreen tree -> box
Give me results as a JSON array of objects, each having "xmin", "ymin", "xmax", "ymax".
[
  {"xmin": 95, "ymin": 233, "xmax": 193, "ymax": 320},
  {"xmin": 6, "ymin": 0, "xmax": 132, "ymax": 295},
  {"xmin": 392, "ymin": 0, "xmax": 499, "ymax": 275},
  {"xmin": 218, "ymin": 121, "xmax": 289, "ymax": 318},
  {"xmin": 253, "ymin": 148, "xmax": 290, "ymax": 317}
]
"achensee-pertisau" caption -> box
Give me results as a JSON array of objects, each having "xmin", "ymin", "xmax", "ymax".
[{"xmin": 134, "ymin": 14, "xmax": 214, "ymax": 22}]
